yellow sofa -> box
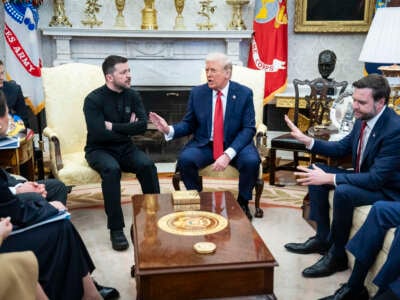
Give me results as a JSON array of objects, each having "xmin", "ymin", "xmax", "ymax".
[{"xmin": 328, "ymin": 195, "xmax": 395, "ymax": 296}]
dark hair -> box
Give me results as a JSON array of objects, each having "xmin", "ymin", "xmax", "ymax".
[
  {"xmin": 102, "ymin": 55, "xmax": 128, "ymax": 76},
  {"xmin": 0, "ymin": 90, "xmax": 7, "ymax": 117},
  {"xmin": 352, "ymin": 74, "xmax": 391, "ymax": 104},
  {"xmin": 0, "ymin": 60, "xmax": 3, "ymax": 66}
]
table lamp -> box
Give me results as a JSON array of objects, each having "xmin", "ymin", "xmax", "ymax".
[{"xmin": 358, "ymin": 7, "xmax": 400, "ymax": 109}]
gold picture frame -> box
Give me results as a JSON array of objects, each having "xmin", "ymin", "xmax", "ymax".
[{"xmin": 294, "ymin": 0, "xmax": 375, "ymax": 33}]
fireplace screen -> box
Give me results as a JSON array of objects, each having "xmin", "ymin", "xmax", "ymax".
[{"xmin": 133, "ymin": 87, "xmax": 192, "ymax": 162}]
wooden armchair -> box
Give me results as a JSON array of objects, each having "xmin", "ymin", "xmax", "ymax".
[
  {"xmin": 172, "ymin": 65, "xmax": 267, "ymax": 218},
  {"xmin": 41, "ymin": 63, "xmax": 135, "ymax": 186},
  {"xmin": 268, "ymin": 78, "xmax": 348, "ymax": 185}
]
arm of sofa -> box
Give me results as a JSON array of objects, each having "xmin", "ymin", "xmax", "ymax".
[
  {"xmin": 42, "ymin": 127, "xmax": 64, "ymax": 173},
  {"xmin": 256, "ymin": 123, "xmax": 267, "ymax": 145},
  {"xmin": 256, "ymin": 123, "xmax": 269, "ymax": 165}
]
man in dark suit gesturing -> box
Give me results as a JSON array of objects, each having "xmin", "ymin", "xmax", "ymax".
[
  {"xmin": 284, "ymin": 74, "xmax": 400, "ymax": 279},
  {"xmin": 150, "ymin": 52, "xmax": 260, "ymax": 220}
]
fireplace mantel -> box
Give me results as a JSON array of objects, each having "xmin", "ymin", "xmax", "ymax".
[
  {"xmin": 41, "ymin": 27, "xmax": 252, "ymax": 87},
  {"xmin": 41, "ymin": 27, "xmax": 252, "ymax": 39}
]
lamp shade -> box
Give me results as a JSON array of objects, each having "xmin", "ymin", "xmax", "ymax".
[{"xmin": 358, "ymin": 7, "xmax": 400, "ymax": 64}]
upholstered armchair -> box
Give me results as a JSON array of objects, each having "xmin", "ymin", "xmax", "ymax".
[
  {"xmin": 41, "ymin": 63, "xmax": 103, "ymax": 185},
  {"xmin": 172, "ymin": 65, "xmax": 267, "ymax": 218},
  {"xmin": 41, "ymin": 63, "xmax": 134, "ymax": 186}
]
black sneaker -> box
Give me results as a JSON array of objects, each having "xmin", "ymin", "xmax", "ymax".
[
  {"xmin": 93, "ymin": 280, "xmax": 120, "ymax": 299},
  {"xmin": 110, "ymin": 229, "xmax": 129, "ymax": 251}
]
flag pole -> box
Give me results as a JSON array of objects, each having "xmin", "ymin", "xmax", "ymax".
[{"xmin": 35, "ymin": 109, "xmax": 45, "ymax": 179}]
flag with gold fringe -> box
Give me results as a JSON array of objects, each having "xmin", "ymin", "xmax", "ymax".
[
  {"xmin": 3, "ymin": 0, "xmax": 44, "ymax": 114},
  {"xmin": 247, "ymin": 0, "xmax": 288, "ymax": 104}
]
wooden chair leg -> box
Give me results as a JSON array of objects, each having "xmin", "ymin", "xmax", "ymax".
[
  {"xmin": 294, "ymin": 151, "xmax": 299, "ymax": 167},
  {"xmin": 269, "ymin": 149, "xmax": 277, "ymax": 185},
  {"xmin": 254, "ymin": 177, "xmax": 264, "ymax": 218},
  {"xmin": 172, "ymin": 173, "xmax": 181, "ymax": 190},
  {"xmin": 173, "ymin": 171, "xmax": 204, "ymax": 191},
  {"xmin": 198, "ymin": 175, "xmax": 203, "ymax": 191},
  {"xmin": 130, "ymin": 224, "xmax": 136, "ymax": 277}
]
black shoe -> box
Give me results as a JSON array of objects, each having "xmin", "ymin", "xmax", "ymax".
[
  {"xmin": 237, "ymin": 197, "xmax": 252, "ymax": 221},
  {"xmin": 93, "ymin": 281, "xmax": 120, "ymax": 299},
  {"xmin": 284, "ymin": 236, "xmax": 330, "ymax": 254},
  {"xmin": 110, "ymin": 229, "xmax": 129, "ymax": 251},
  {"xmin": 302, "ymin": 252, "xmax": 348, "ymax": 278},
  {"xmin": 318, "ymin": 283, "xmax": 369, "ymax": 300}
]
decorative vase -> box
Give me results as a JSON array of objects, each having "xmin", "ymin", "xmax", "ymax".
[
  {"xmin": 141, "ymin": 0, "xmax": 158, "ymax": 30},
  {"xmin": 196, "ymin": 0, "xmax": 216, "ymax": 30},
  {"xmin": 226, "ymin": 0, "xmax": 249, "ymax": 30},
  {"xmin": 174, "ymin": 0, "xmax": 186, "ymax": 30},
  {"xmin": 49, "ymin": 0, "xmax": 72, "ymax": 27},
  {"xmin": 114, "ymin": 0, "xmax": 126, "ymax": 27},
  {"xmin": 81, "ymin": 0, "xmax": 103, "ymax": 28}
]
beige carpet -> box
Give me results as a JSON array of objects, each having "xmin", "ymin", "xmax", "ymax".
[{"xmin": 67, "ymin": 177, "xmax": 307, "ymax": 210}]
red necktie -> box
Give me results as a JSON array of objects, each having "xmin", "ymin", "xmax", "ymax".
[
  {"xmin": 213, "ymin": 91, "xmax": 224, "ymax": 160},
  {"xmin": 356, "ymin": 121, "xmax": 367, "ymax": 173}
]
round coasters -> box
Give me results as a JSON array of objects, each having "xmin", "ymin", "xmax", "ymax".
[{"xmin": 193, "ymin": 242, "xmax": 217, "ymax": 254}]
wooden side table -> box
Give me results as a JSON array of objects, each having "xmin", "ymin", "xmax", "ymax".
[{"xmin": 0, "ymin": 135, "xmax": 35, "ymax": 180}]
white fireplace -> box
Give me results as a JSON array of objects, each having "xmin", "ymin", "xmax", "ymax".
[
  {"xmin": 41, "ymin": 27, "xmax": 252, "ymax": 87},
  {"xmin": 40, "ymin": 27, "xmax": 252, "ymax": 161}
]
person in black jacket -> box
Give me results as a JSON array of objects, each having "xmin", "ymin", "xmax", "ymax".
[
  {"xmin": 5, "ymin": 168, "xmax": 68, "ymax": 205},
  {"xmin": 0, "ymin": 60, "xmax": 30, "ymax": 128},
  {"xmin": 0, "ymin": 93, "xmax": 119, "ymax": 300},
  {"xmin": 83, "ymin": 55, "xmax": 160, "ymax": 251},
  {"xmin": 0, "ymin": 88, "xmax": 67, "ymax": 206}
]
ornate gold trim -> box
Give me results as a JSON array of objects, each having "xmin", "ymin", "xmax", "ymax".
[
  {"xmin": 275, "ymin": 96, "xmax": 307, "ymax": 108},
  {"xmin": 294, "ymin": 0, "xmax": 374, "ymax": 33},
  {"xmin": 157, "ymin": 211, "xmax": 228, "ymax": 236}
]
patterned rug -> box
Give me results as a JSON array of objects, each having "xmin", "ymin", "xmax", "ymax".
[{"xmin": 67, "ymin": 176, "xmax": 307, "ymax": 210}]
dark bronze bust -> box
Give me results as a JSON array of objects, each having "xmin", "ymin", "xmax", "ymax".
[{"xmin": 318, "ymin": 50, "xmax": 337, "ymax": 79}]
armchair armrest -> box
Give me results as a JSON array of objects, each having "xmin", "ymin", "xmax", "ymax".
[
  {"xmin": 43, "ymin": 127, "xmax": 64, "ymax": 171},
  {"xmin": 255, "ymin": 123, "xmax": 267, "ymax": 147},
  {"xmin": 255, "ymin": 123, "xmax": 269, "ymax": 159}
]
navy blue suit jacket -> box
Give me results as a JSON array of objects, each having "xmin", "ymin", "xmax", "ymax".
[
  {"xmin": 0, "ymin": 169, "xmax": 58, "ymax": 230},
  {"xmin": 0, "ymin": 80, "xmax": 29, "ymax": 127},
  {"xmin": 312, "ymin": 106, "xmax": 400, "ymax": 200},
  {"xmin": 173, "ymin": 81, "xmax": 256, "ymax": 153}
]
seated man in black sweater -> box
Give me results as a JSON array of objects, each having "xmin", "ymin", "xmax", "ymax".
[{"xmin": 83, "ymin": 55, "xmax": 160, "ymax": 251}]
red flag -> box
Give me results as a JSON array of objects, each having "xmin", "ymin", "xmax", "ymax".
[{"xmin": 247, "ymin": 0, "xmax": 288, "ymax": 104}]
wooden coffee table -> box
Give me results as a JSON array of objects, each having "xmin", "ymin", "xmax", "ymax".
[{"xmin": 131, "ymin": 191, "xmax": 278, "ymax": 300}]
